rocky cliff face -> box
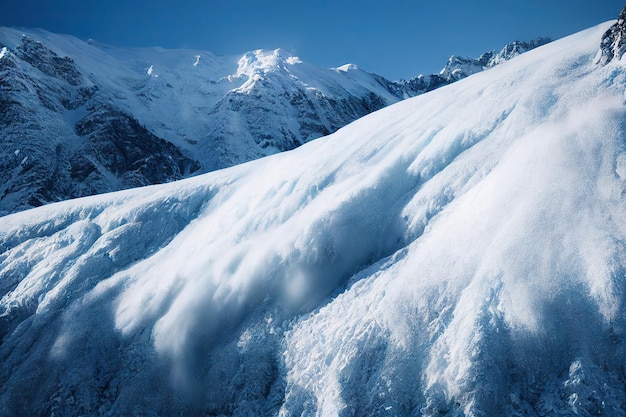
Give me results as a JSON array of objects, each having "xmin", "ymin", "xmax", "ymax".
[
  {"xmin": 71, "ymin": 106, "xmax": 200, "ymax": 196},
  {"xmin": 0, "ymin": 34, "xmax": 200, "ymax": 214},
  {"xmin": 599, "ymin": 6, "xmax": 626, "ymax": 65},
  {"xmin": 0, "ymin": 28, "xmax": 549, "ymax": 215}
]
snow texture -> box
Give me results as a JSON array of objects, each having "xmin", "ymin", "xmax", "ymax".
[{"xmin": 1, "ymin": 21, "xmax": 625, "ymax": 417}]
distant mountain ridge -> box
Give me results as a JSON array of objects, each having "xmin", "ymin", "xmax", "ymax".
[
  {"xmin": 401, "ymin": 37, "xmax": 551, "ymax": 93},
  {"xmin": 0, "ymin": 28, "xmax": 549, "ymax": 214}
]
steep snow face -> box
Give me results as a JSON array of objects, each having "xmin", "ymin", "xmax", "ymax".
[{"xmin": 1, "ymin": 21, "xmax": 625, "ymax": 417}]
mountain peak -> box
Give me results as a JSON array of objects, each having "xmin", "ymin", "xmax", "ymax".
[
  {"xmin": 234, "ymin": 48, "xmax": 301, "ymax": 78},
  {"xmin": 335, "ymin": 63, "xmax": 359, "ymax": 72},
  {"xmin": 437, "ymin": 37, "xmax": 551, "ymax": 82},
  {"xmin": 488, "ymin": 37, "xmax": 551, "ymax": 67}
]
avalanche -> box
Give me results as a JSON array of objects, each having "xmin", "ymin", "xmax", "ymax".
[{"xmin": 1, "ymin": 19, "xmax": 626, "ymax": 417}]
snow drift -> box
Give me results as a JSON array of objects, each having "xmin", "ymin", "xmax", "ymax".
[{"xmin": 1, "ymin": 20, "xmax": 626, "ymax": 416}]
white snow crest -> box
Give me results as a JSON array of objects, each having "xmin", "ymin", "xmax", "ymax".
[
  {"xmin": 234, "ymin": 48, "xmax": 299, "ymax": 78},
  {"xmin": 335, "ymin": 63, "xmax": 359, "ymax": 72}
]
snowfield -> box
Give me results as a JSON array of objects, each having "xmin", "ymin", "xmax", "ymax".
[{"xmin": 1, "ymin": 21, "xmax": 626, "ymax": 416}]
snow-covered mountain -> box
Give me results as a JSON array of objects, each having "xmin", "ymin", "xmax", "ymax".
[
  {"xmin": 0, "ymin": 28, "xmax": 547, "ymax": 215},
  {"xmin": 440, "ymin": 37, "xmax": 551, "ymax": 80},
  {"xmin": 1, "ymin": 14, "xmax": 625, "ymax": 415}
]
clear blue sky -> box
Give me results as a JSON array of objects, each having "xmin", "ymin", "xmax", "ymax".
[{"xmin": 1, "ymin": 0, "xmax": 623, "ymax": 80}]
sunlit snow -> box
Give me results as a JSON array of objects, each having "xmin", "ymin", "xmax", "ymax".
[
  {"xmin": 1, "ymin": 21, "xmax": 626, "ymax": 417},
  {"xmin": 335, "ymin": 63, "xmax": 359, "ymax": 72}
]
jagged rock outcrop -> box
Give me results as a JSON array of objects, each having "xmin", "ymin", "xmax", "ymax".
[
  {"xmin": 599, "ymin": 6, "xmax": 626, "ymax": 65},
  {"xmin": 400, "ymin": 37, "xmax": 551, "ymax": 95},
  {"xmin": 487, "ymin": 38, "xmax": 551, "ymax": 67},
  {"xmin": 70, "ymin": 106, "xmax": 200, "ymax": 196},
  {"xmin": 16, "ymin": 37, "xmax": 83, "ymax": 86}
]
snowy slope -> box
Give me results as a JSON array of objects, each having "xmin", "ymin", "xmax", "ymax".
[
  {"xmin": 1, "ymin": 20, "xmax": 624, "ymax": 416},
  {"xmin": 0, "ymin": 28, "xmax": 546, "ymax": 215}
]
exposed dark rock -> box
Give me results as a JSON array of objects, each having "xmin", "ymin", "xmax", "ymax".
[
  {"xmin": 71, "ymin": 106, "xmax": 201, "ymax": 194},
  {"xmin": 599, "ymin": 6, "xmax": 626, "ymax": 65},
  {"xmin": 16, "ymin": 36, "xmax": 83, "ymax": 86}
]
